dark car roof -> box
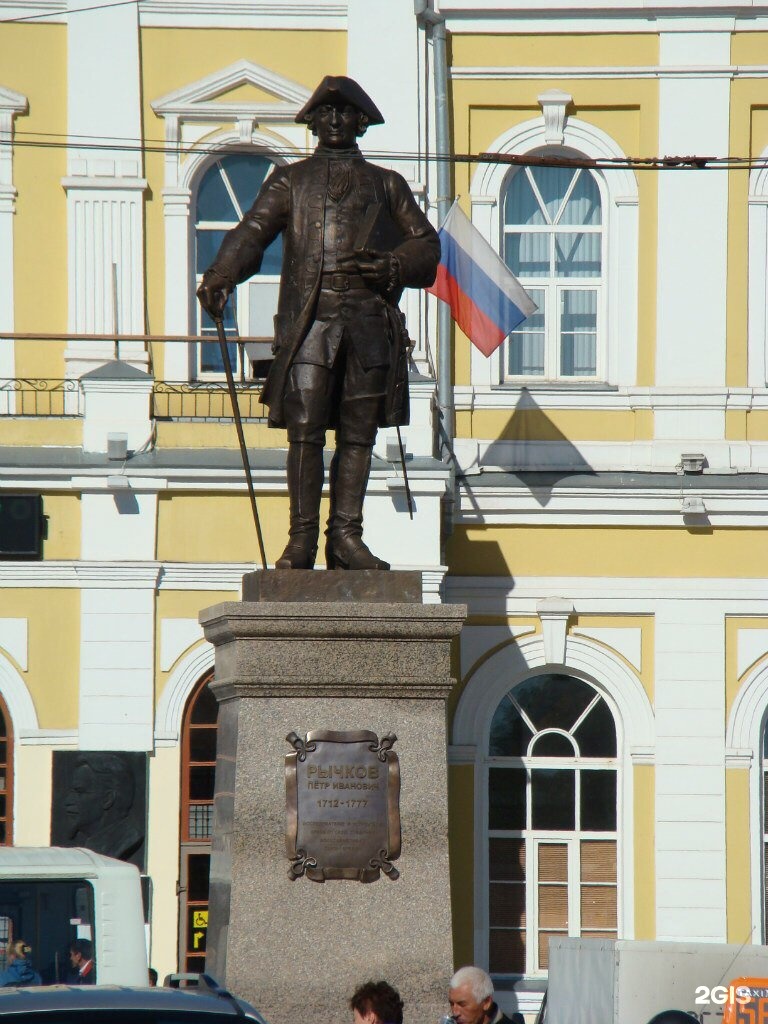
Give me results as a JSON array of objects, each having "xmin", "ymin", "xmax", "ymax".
[{"xmin": 0, "ymin": 983, "xmax": 268, "ymax": 1020}]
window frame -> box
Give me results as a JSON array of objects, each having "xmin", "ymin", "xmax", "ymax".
[
  {"xmin": 192, "ymin": 152, "xmax": 282, "ymax": 383},
  {"xmin": 178, "ymin": 671, "xmax": 218, "ymax": 973},
  {"xmin": 502, "ymin": 164, "xmax": 606, "ymax": 384},
  {"xmin": 0, "ymin": 694, "xmax": 12, "ymax": 846},
  {"xmin": 485, "ymin": 677, "xmax": 620, "ymax": 978},
  {"xmin": 467, "ymin": 118, "xmax": 639, "ymax": 393}
]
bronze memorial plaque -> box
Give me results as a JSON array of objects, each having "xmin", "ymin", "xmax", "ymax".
[{"xmin": 285, "ymin": 729, "xmax": 401, "ymax": 882}]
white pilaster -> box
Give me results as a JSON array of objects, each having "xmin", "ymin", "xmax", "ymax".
[
  {"xmin": 63, "ymin": 0, "xmax": 147, "ymax": 376},
  {"xmin": 80, "ymin": 360, "xmax": 153, "ymax": 455},
  {"xmin": 654, "ymin": 600, "xmax": 726, "ymax": 941},
  {"xmin": 78, "ymin": 500, "xmax": 160, "ymax": 752},
  {"xmin": 161, "ymin": 188, "xmax": 193, "ymax": 380},
  {"xmin": 655, "ymin": 30, "xmax": 731, "ymax": 404},
  {"xmin": 0, "ymin": 88, "xmax": 28, "ymax": 410}
]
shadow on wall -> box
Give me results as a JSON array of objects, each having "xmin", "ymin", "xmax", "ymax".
[
  {"xmin": 447, "ymin": 388, "xmax": 597, "ymax": 583},
  {"xmin": 478, "ymin": 387, "xmax": 596, "ymax": 506}
]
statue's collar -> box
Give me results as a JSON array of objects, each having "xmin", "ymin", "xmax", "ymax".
[{"xmin": 313, "ymin": 145, "xmax": 363, "ymax": 160}]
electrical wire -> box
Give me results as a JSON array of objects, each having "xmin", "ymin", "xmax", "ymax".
[
  {"xmin": 0, "ymin": 0, "xmax": 139, "ymax": 24},
  {"xmin": 2, "ymin": 131, "xmax": 768, "ymax": 171}
]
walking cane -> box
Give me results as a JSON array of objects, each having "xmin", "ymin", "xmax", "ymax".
[
  {"xmin": 396, "ymin": 425, "xmax": 414, "ymax": 521},
  {"xmin": 213, "ymin": 315, "xmax": 268, "ymax": 570}
]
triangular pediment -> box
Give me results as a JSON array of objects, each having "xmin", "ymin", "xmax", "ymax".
[
  {"xmin": 151, "ymin": 60, "xmax": 311, "ymax": 122},
  {"xmin": 0, "ymin": 85, "xmax": 28, "ymax": 114}
]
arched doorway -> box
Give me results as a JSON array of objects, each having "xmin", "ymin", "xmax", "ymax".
[{"xmin": 178, "ymin": 672, "xmax": 218, "ymax": 972}]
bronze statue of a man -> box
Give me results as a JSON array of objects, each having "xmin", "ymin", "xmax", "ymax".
[{"xmin": 197, "ymin": 76, "xmax": 440, "ymax": 570}]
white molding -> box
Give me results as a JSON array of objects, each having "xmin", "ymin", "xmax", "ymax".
[
  {"xmin": 160, "ymin": 618, "xmax": 204, "ymax": 671},
  {"xmin": 18, "ymin": 729, "xmax": 78, "ymax": 747},
  {"xmin": 155, "ymin": 642, "xmax": 214, "ymax": 745},
  {"xmin": 454, "ymin": 480, "xmax": 768, "ymax": 526},
  {"xmin": 537, "ymin": 89, "xmax": 572, "ymax": 145},
  {"xmin": 537, "ymin": 597, "xmax": 574, "ymax": 663},
  {"xmin": 725, "ymin": 657, "xmax": 768, "ymax": 940},
  {"xmin": 454, "ymin": 632, "xmax": 653, "ymax": 963},
  {"xmin": 0, "ymin": 561, "xmax": 246, "ymax": 595},
  {"xmin": 139, "ymin": 0, "xmax": 346, "ymax": 29},
  {"xmin": 737, "ymin": 630, "xmax": 768, "ymax": 680},
  {"xmin": 0, "ymin": 618, "xmax": 27, "ymax": 671},
  {"xmin": 453, "ymin": 633, "xmax": 654, "ymax": 749},
  {"xmin": 152, "ymin": 59, "xmax": 311, "ymax": 119},
  {"xmin": 454, "ymin": 384, "xmax": 768, "ymax": 412},
  {"xmin": 748, "ymin": 152, "xmax": 768, "ymax": 386},
  {"xmin": 452, "ymin": 64, "xmax": 768, "ymax": 80},
  {"xmin": 0, "ymin": 651, "xmax": 39, "ymax": 736},
  {"xmin": 444, "ymin": 575, "xmax": 768, "ymax": 615},
  {"xmin": 152, "ymin": 61, "xmax": 307, "ymax": 375},
  {"xmin": 573, "ymin": 627, "xmax": 643, "ymax": 673},
  {"xmin": 468, "ymin": 114, "xmax": 638, "ymax": 389},
  {"xmin": 0, "ymin": 85, "xmax": 28, "ymax": 402}
]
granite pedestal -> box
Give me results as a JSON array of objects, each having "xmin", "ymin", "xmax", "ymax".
[{"xmin": 199, "ymin": 570, "xmax": 466, "ymax": 1024}]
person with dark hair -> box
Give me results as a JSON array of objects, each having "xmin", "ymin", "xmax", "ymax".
[
  {"xmin": 63, "ymin": 752, "xmax": 143, "ymax": 862},
  {"xmin": 0, "ymin": 940, "xmax": 42, "ymax": 987},
  {"xmin": 67, "ymin": 939, "xmax": 95, "ymax": 985},
  {"xmin": 148, "ymin": 967, "xmax": 158, "ymax": 987},
  {"xmin": 349, "ymin": 980, "xmax": 404, "ymax": 1024},
  {"xmin": 646, "ymin": 1014, "xmax": 700, "ymax": 1024}
]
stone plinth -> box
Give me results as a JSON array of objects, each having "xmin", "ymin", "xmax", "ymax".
[{"xmin": 200, "ymin": 573, "xmax": 466, "ymax": 1024}]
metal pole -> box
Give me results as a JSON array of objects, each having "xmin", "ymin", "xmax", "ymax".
[
  {"xmin": 416, "ymin": 1, "xmax": 453, "ymax": 456},
  {"xmin": 213, "ymin": 316, "xmax": 268, "ymax": 570},
  {"xmin": 396, "ymin": 425, "xmax": 414, "ymax": 521}
]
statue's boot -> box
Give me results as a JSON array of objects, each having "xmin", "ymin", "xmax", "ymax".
[
  {"xmin": 275, "ymin": 441, "xmax": 324, "ymax": 569},
  {"xmin": 325, "ymin": 443, "xmax": 390, "ymax": 570}
]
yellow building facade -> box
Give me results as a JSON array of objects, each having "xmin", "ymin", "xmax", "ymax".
[{"xmin": 2, "ymin": 0, "xmax": 768, "ymax": 1019}]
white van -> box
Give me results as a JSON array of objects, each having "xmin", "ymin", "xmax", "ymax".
[{"xmin": 0, "ymin": 846, "xmax": 148, "ymax": 986}]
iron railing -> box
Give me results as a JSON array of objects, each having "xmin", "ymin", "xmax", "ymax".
[
  {"xmin": 152, "ymin": 380, "xmax": 267, "ymax": 422},
  {"xmin": 0, "ymin": 378, "xmax": 82, "ymax": 416},
  {"xmin": 0, "ymin": 377, "xmax": 270, "ymax": 422}
]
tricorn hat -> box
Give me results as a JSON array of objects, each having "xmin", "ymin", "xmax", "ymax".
[{"xmin": 295, "ymin": 75, "xmax": 385, "ymax": 126}]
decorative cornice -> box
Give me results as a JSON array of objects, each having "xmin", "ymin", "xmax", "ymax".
[
  {"xmin": 452, "ymin": 65, "xmax": 768, "ymax": 80},
  {"xmin": 538, "ymin": 89, "xmax": 572, "ymax": 145},
  {"xmin": 152, "ymin": 59, "xmax": 311, "ymax": 121}
]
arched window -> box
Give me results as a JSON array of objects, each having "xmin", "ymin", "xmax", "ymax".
[
  {"xmin": 194, "ymin": 153, "xmax": 283, "ymax": 379},
  {"xmin": 487, "ymin": 673, "xmax": 618, "ymax": 976},
  {"xmin": 0, "ymin": 696, "xmax": 12, "ymax": 845},
  {"xmin": 762, "ymin": 723, "xmax": 768, "ymax": 933},
  {"xmin": 179, "ymin": 672, "xmax": 218, "ymax": 973},
  {"xmin": 503, "ymin": 163, "xmax": 603, "ymax": 380},
  {"xmin": 468, "ymin": 116, "xmax": 638, "ymax": 392}
]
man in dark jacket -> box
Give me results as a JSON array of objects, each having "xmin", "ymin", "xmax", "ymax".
[
  {"xmin": 197, "ymin": 76, "xmax": 440, "ymax": 570},
  {"xmin": 448, "ymin": 967, "xmax": 525, "ymax": 1024}
]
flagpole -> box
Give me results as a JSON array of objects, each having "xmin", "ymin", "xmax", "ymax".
[{"xmin": 417, "ymin": 2, "xmax": 453, "ymax": 459}]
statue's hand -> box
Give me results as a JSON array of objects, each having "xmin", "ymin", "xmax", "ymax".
[
  {"xmin": 353, "ymin": 248, "xmax": 400, "ymax": 292},
  {"xmin": 196, "ymin": 267, "xmax": 233, "ymax": 318}
]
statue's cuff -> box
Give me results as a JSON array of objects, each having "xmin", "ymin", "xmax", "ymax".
[{"xmin": 207, "ymin": 264, "xmax": 236, "ymax": 287}]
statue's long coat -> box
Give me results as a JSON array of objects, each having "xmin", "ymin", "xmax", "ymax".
[{"xmin": 209, "ymin": 154, "xmax": 441, "ymax": 428}]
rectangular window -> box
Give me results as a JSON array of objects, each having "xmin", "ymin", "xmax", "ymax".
[{"xmin": 502, "ymin": 166, "xmax": 603, "ymax": 382}]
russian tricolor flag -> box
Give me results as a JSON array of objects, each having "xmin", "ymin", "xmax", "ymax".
[{"xmin": 428, "ymin": 203, "xmax": 537, "ymax": 357}]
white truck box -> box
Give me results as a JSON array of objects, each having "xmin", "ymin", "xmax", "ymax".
[{"xmin": 547, "ymin": 936, "xmax": 768, "ymax": 1024}]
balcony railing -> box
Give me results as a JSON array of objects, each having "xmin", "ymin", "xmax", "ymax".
[
  {"xmin": 0, "ymin": 378, "xmax": 82, "ymax": 416},
  {"xmin": 0, "ymin": 377, "xmax": 268, "ymax": 422},
  {"xmin": 152, "ymin": 380, "xmax": 267, "ymax": 422}
]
